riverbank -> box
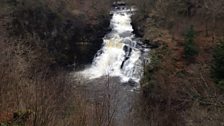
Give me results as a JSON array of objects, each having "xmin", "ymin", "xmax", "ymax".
[
  {"xmin": 131, "ymin": 3, "xmax": 224, "ymax": 125},
  {"xmin": 0, "ymin": 0, "xmax": 112, "ymax": 125},
  {"xmin": 2, "ymin": 0, "xmax": 111, "ymax": 67}
]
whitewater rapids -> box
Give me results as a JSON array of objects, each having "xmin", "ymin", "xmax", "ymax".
[{"xmin": 80, "ymin": 6, "xmax": 149, "ymax": 83}]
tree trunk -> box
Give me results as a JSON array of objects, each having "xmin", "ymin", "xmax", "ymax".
[
  {"xmin": 212, "ymin": 14, "xmax": 216, "ymax": 43},
  {"xmin": 205, "ymin": 20, "xmax": 209, "ymax": 37}
]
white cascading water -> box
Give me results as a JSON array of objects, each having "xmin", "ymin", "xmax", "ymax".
[{"xmin": 81, "ymin": 5, "xmax": 149, "ymax": 83}]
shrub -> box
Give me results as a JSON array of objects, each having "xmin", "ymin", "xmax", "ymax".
[
  {"xmin": 212, "ymin": 40, "xmax": 224, "ymax": 90},
  {"xmin": 184, "ymin": 25, "xmax": 198, "ymax": 61}
]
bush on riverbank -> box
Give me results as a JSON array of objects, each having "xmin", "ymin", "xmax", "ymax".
[{"xmin": 212, "ymin": 40, "xmax": 224, "ymax": 90}]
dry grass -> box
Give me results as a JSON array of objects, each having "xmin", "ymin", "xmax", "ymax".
[
  {"xmin": 0, "ymin": 33, "xmax": 119, "ymax": 126},
  {"xmin": 0, "ymin": 1, "xmax": 117, "ymax": 125}
]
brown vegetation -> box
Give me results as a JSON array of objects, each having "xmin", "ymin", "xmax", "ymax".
[
  {"xmin": 130, "ymin": 0, "xmax": 224, "ymax": 125},
  {"xmin": 0, "ymin": 0, "xmax": 116, "ymax": 125},
  {"xmin": 1, "ymin": 0, "xmax": 224, "ymax": 125}
]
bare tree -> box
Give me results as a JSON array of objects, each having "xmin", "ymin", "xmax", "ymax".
[{"xmin": 203, "ymin": 0, "xmax": 224, "ymax": 41}]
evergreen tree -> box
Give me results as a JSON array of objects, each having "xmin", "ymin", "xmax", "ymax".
[{"xmin": 184, "ymin": 25, "xmax": 198, "ymax": 61}]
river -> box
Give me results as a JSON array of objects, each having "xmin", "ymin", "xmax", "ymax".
[{"xmin": 73, "ymin": 3, "xmax": 150, "ymax": 126}]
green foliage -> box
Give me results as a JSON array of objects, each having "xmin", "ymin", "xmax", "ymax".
[
  {"xmin": 0, "ymin": 123, "xmax": 8, "ymax": 126},
  {"xmin": 212, "ymin": 40, "xmax": 224, "ymax": 90},
  {"xmin": 184, "ymin": 26, "xmax": 198, "ymax": 61},
  {"xmin": 217, "ymin": 80, "xmax": 224, "ymax": 90},
  {"xmin": 141, "ymin": 64, "xmax": 156, "ymax": 96},
  {"xmin": 0, "ymin": 111, "xmax": 32, "ymax": 126},
  {"xmin": 141, "ymin": 50, "xmax": 162, "ymax": 97}
]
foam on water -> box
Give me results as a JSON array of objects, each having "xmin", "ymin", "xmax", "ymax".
[{"xmin": 80, "ymin": 6, "xmax": 148, "ymax": 83}]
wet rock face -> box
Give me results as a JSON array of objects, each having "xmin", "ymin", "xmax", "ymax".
[
  {"xmin": 73, "ymin": 17, "xmax": 111, "ymax": 68},
  {"xmin": 143, "ymin": 39, "xmax": 161, "ymax": 49},
  {"xmin": 131, "ymin": 22, "xmax": 144, "ymax": 37},
  {"xmin": 131, "ymin": 12, "xmax": 174, "ymax": 50},
  {"xmin": 112, "ymin": 1, "xmax": 126, "ymax": 8}
]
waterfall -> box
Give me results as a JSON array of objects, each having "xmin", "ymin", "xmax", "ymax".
[{"xmin": 80, "ymin": 4, "xmax": 149, "ymax": 84}]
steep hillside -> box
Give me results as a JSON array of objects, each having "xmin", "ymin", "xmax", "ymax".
[{"xmin": 131, "ymin": 0, "xmax": 224, "ymax": 125}]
